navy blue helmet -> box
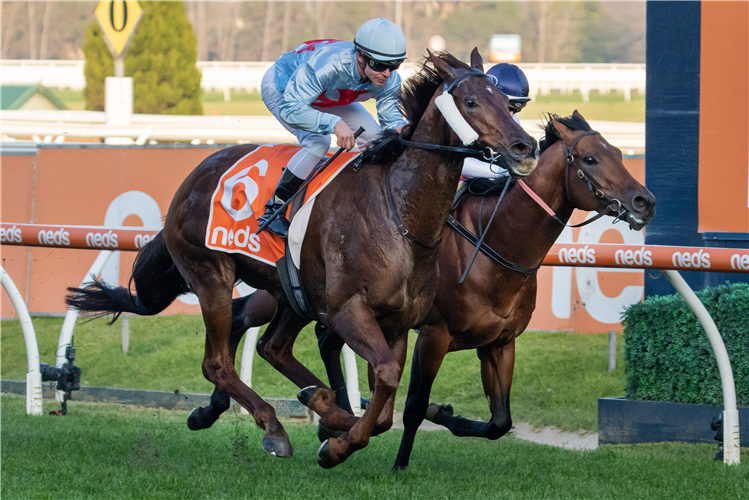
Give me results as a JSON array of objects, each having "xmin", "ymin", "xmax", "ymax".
[{"xmin": 486, "ymin": 63, "xmax": 531, "ymax": 113}]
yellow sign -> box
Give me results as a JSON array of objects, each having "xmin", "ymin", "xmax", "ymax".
[{"xmin": 95, "ymin": 0, "xmax": 143, "ymax": 57}]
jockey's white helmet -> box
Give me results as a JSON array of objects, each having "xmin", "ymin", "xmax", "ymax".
[{"xmin": 354, "ymin": 18, "xmax": 407, "ymax": 62}]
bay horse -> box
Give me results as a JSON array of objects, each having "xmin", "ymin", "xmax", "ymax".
[
  {"xmin": 201, "ymin": 111, "xmax": 656, "ymax": 470},
  {"xmin": 390, "ymin": 111, "xmax": 655, "ymax": 470},
  {"xmin": 65, "ymin": 49, "xmax": 538, "ymax": 468}
]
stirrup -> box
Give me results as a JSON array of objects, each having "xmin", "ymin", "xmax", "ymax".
[{"xmin": 258, "ymin": 201, "xmax": 290, "ymax": 238}]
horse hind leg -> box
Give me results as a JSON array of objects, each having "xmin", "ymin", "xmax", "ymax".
[
  {"xmin": 179, "ymin": 257, "xmax": 291, "ymax": 457},
  {"xmin": 188, "ymin": 291, "xmax": 280, "ymax": 431}
]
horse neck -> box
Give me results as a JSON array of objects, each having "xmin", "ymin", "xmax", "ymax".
[
  {"xmin": 389, "ymin": 112, "xmax": 464, "ymax": 245},
  {"xmin": 469, "ymin": 142, "xmax": 574, "ymax": 268}
]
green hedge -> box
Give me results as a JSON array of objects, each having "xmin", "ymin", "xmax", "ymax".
[{"xmin": 623, "ymin": 282, "xmax": 749, "ymax": 406}]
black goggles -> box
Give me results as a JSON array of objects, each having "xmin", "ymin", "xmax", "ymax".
[
  {"xmin": 508, "ymin": 100, "xmax": 528, "ymax": 114},
  {"xmin": 365, "ymin": 55, "xmax": 403, "ymax": 72}
]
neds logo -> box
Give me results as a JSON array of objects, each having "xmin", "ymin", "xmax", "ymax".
[
  {"xmin": 210, "ymin": 226, "xmax": 261, "ymax": 253},
  {"xmin": 134, "ymin": 234, "xmax": 154, "ymax": 249},
  {"xmin": 38, "ymin": 228, "xmax": 70, "ymax": 246},
  {"xmin": 615, "ymin": 247, "xmax": 652, "ymax": 267},
  {"xmin": 672, "ymin": 249, "xmax": 711, "ymax": 269},
  {"xmin": 558, "ymin": 245, "xmax": 596, "ymax": 265},
  {"xmin": 86, "ymin": 230, "xmax": 118, "ymax": 248},
  {"xmin": 0, "ymin": 225, "xmax": 22, "ymax": 244},
  {"xmin": 731, "ymin": 254, "xmax": 749, "ymax": 271}
]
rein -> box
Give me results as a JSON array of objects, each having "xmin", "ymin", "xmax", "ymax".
[
  {"xmin": 386, "ymin": 68, "xmax": 501, "ymax": 250},
  {"xmin": 385, "ymin": 167, "xmax": 441, "ymax": 250}
]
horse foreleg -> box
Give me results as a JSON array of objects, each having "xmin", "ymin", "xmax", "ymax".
[
  {"xmin": 427, "ymin": 339, "xmax": 515, "ymax": 441},
  {"xmin": 188, "ymin": 291, "xmax": 279, "ymax": 431},
  {"xmin": 312, "ymin": 297, "xmax": 406, "ymax": 468},
  {"xmin": 393, "ymin": 321, "xmax": 451, "ymax": 471}
]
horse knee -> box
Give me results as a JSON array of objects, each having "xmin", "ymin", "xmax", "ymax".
[{"xmin": 373, "ymin": 362, "xmax": 401, "ymax": 395}]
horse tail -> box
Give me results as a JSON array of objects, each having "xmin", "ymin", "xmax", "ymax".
[{"xmin": 65, "ymin": 232, "xmax": 190, "ymax": 323}]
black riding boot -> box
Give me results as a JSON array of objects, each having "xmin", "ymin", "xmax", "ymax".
[{"xmin": 257, "ymin": 168, "xmax": 304, "ymax": 238}]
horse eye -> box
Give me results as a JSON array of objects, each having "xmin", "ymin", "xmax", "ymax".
[
  {"xmin": 583, "ymin": 156, "xmax": 597, "ymax": 166},
  {"xmin": 464, "ymin": 98, "xmax": 477, "ymax": 108}
]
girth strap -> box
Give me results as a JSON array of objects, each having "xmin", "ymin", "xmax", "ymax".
[{"xmin": 446, "ymin": 215, "xmax": 540, "ymax": 275}]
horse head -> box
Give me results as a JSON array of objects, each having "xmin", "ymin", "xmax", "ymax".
[
  {"xmin": 549, "ymin": 110, "xmax": 655, "ymax": 230},
  {"xmin": 424, "ymin": 49, "xmax": 538, "ymax": 177}
]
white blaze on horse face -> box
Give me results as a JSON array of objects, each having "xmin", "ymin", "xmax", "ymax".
[
  {"xmin": 486, "ymin": 86, "xmax": 494, "ymax": 94},
  {"xmin": 221, "ymin": 160, "xmax": 269, "ymax": 221}
]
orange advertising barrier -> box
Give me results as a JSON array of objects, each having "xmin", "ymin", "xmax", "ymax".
[
  {"xmin": 5, "ymin": 223, "xmax": 748, "ymax": 273},
  {"xmin": 1, "ymin": 223, "xmax": 160, "ymax": 251}
]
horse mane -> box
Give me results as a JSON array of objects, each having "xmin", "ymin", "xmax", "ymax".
[
  {"xmin": 361, "ymin": 52, "xmax": 472, "ymax": 164},
  {"xmin": 538, "ymin": 113, "xmax": 592, "ymax": 155}
]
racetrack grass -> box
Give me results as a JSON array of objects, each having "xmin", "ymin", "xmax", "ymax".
[
  {"xmin": 2, "ymin": 394, "xmax": 746, "ymax": 500},
  {"xmin": 3, "ymin": 316, "xmax": 622, "ymax": 432},
  {"xmin": 54, "ymin": 90, "xmax": 644, "ymax": 122}
]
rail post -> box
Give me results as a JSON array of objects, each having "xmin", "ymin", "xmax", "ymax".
[
  {"xmin": 1, "ymin": 266, "xmax": 43, "ymax": 415},
  {"xmin": 663, "ymin": 270, "xmax": 740, "ymax": 465}
]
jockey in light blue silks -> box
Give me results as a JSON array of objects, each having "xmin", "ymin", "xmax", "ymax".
[
  {"xmin": 461, "ymin": 63, "xmax": 533, "ymax": 179},
  {"xmin": 259, "ymin": 18, "xmax": 408, "ymax": 238}
]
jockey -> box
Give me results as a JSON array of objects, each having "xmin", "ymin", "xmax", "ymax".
[
  {"xmin": 258, "ymin": 18, "xmax": 408, "ymax": 238},
  {"xmin": 461, "ymin": 63, "xmax": 532, "ymax": 179}
]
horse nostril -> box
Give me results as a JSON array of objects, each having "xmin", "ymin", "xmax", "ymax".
[
  {"xmin": 510, "ymin": 143, "xmax": 528, "ymax": 159},
  {"xmin": 633, "ymin": 195, "xmax": 648, "ymax": 211}
]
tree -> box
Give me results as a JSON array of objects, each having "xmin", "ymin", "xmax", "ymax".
[{"xmin": 83, "ymin": 1, "xmax": 202, "ymax": 115}]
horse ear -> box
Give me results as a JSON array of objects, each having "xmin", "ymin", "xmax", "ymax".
[
  {"xmin": 429, "ymin": 49, "xmax": 458, "ymax": 86},
  {"xmin": 469, "ymin": 47, "xmax": 484, "ymax": 71},
  {"xmin": 551, "ymin": 117, "xmax": 572, "ymax": 141},
  {"xmin": 572, "ymin": 109, "xmax": 587, "ymax": 121}
]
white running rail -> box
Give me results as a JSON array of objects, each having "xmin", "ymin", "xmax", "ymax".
[{"xmin": 1, "ymin": 59, "xmax": 645, "ymax": 102}]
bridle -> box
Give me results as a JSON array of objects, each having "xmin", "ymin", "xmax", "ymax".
[
  {"xmin": 517, "ymin": 129, "xmax": 630, "ymax": 228},
  {"xmin": 397, "ymin": 69, "xmax": 504, "ymax": 164},
  {"xmin": 387, "ymin": 68, "xmax": 508, "ymax": 250}
]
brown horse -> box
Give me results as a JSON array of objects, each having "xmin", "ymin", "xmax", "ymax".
[
  {"xmin": 65, "ymin": 49, "xmax": 537, "ymax": 468},
  {"xmin": 201, "ymin": 111, "xmax": 656, "ymax": 470},
  {"xmin": 390, "ymin": 111, "xmax": 655, "ymax": 470}
]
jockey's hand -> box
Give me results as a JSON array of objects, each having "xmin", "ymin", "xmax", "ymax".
[{"xmin": 334, "ymin": 121, "xmax": 356, "ymax": 150}]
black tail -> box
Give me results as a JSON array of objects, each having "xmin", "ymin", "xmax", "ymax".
[{"xmin": 65, "ymin": 232, "xmax": 190, "ymax": 323}]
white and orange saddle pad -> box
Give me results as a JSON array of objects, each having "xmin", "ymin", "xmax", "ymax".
[{"xmin": 206, "ymin": 144, "xmax": 359, "ymax": 267}]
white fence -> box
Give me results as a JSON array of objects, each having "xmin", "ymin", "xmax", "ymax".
[
  {"xmin": 1, "ymin": 59, "xmax": 645, "ymax": 102},
  {"xmin": 0, "ymin": 109, "xmax": 645, "ymax": 153}
]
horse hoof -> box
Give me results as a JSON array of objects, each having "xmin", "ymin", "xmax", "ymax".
[
  {"xmin": 187, "ymin": 408, "xmax": 203, "ymax": 430},
  {"xmin": 262, "ymin": 436, "xmax": 294, "ymax": 458},
  {"xmin": 317, "ymin": 439, "xmax": 336, "ymax": 469},
  {"xmin": 425, "ymin": 403, "xmax": 453, "ymax": 422},
  {"xmin": 297, "ymin": 385, "xmax": 319, "ymax": 407},
  {"xmin": 392, "ymin": 464, "xmax": 408, "ymax": 473}
]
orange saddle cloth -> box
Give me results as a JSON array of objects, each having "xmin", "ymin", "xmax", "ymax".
[{"xmin": 206, "ymin": 144, "xmax": 359, "ymax": 266}]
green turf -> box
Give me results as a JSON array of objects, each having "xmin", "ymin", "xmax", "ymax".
[
  {"xmin": 1, "ymin": 394, "xmax": 746, "ymax": 500},
  {"xmin": 2, "ymin": 316, "xmax": 624, "ymax": 432},
  {"xmin": 53, "ymin": 89, "xmax": 644, "ymax": 122}
]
